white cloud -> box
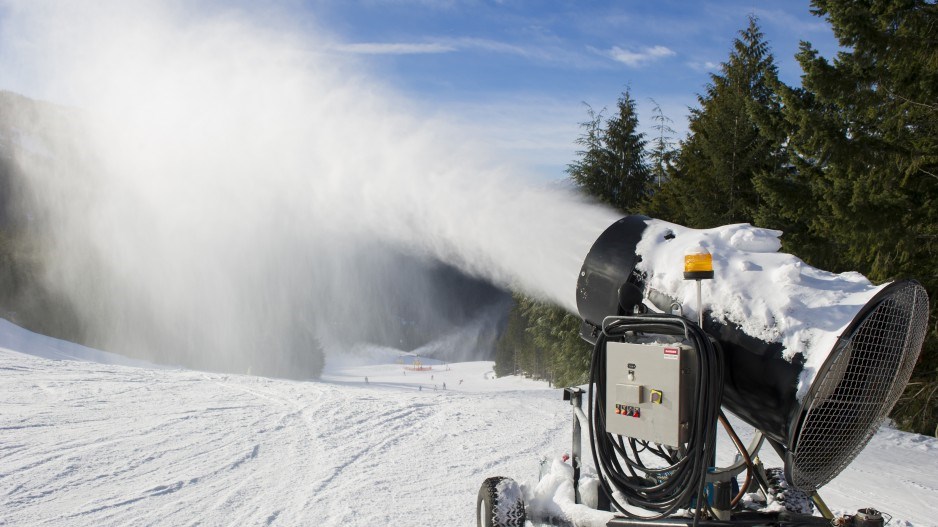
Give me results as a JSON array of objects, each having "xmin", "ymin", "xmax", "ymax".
[
  {"xmin": 455, "ymin": 37, "xmax": 535, "ymax": 58},
  {"xmin": 332, "ymin": 42, "xmax": 456, "ymax": 55},
  {"xmin": 687, "ymin": 60, "xmax": 720, "ymax": 73},
  {"xmin": 605, "ymin": 45, "xmax": 676, "ymax": 67},
  {"xmin": 331, "ymin": 37, "xmax": 579, "ymax": 64}
]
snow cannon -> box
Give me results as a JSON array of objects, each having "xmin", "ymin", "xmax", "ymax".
[
  {"xmin": 476, "ymin": 216, "xmax": 928, "ymax": 527},
  {"xmin": 575, "ymin": 216, "xmax": 928, "ymax": 495}
]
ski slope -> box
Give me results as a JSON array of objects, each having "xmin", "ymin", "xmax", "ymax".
[{"xmin": 1, "ymin": 319, "xmax": 936, "ymax": 526}]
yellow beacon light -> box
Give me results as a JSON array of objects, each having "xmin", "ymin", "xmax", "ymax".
[
  {"xmin": 683, "ymin": 247, "xmax": 714, "ymax": 280},
  {"xmin": 684, "ymin": 246, "xmax": 713, "ymax": 328}
]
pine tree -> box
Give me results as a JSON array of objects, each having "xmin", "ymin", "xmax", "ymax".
[
  {"xmin": 567, "ymin": 89, "xmax": 652, "ymax": 213},
  {"xmin": 648, "ymin": 98, "xmax": 676, "ymax": 190},
  {"xmin": 516, "ymin": 297, "xmax": 592, "ymax": 387},
  {"xmin": 779, "ymin": 0, "xmax": 938, "ymax": 435},
  {"xmin": 494, "ymin": 301, "xmax": 528, "ymax": 377},
  {"xmin": 496, "ymin": 89, "xmax": 654, "ymax": 386},
  {"xmin": 497, "ymin": 89, "xmax": 654, "ymax": 385},
  {"xmin": 493, "ymin": 293, "xmax": 593, "ymax": 386},
  {"xmin": 647, "ymin": 17, "xmax": 786, "ymax": 228}
]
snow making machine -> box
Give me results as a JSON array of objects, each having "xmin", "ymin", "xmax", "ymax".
[{"xmin": 477, "ymin": 216, "xmax": 930, "ymax": 527}]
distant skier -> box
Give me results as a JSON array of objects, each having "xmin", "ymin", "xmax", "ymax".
[
  {"xmin": 365, "ymin": 376, "xmax": 369, "ymax": 384},
  {"xmin": 442, "ymin": 382, "xmax": 446, "ymax": 390}
]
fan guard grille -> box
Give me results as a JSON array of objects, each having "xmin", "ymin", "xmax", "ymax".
[{"xmin": 789, "ymin": 282, "xmax": 928, "ymax": 491}]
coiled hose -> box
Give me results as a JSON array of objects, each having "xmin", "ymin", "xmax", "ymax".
[{"xmin": 587, "ymin": 314, "xmax": 725, "ymax": 524}]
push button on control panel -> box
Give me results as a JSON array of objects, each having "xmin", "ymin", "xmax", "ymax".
[{"xmin": 615, "ymin": 404, "xmax": 641, "ymax": 418}]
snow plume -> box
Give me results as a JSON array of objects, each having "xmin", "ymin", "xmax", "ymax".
[{"xmin": 0, "ymin": 1, "xmax": 617, "ymax": 373}]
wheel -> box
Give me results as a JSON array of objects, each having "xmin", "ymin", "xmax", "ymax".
[
  {"xmin": 765, "ymin": 468, "xmax": 815, "ymax": 515},
  {"xmin": 477, "ymin": 476, "xmax": 525, "ymax": 527}
]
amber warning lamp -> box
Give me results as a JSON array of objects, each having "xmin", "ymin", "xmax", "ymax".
[
  {"xmin": 684, "ymin": 246, "xmax": 713, "ymax": 327},
  {"xmin": 683, "ymin": 246, "xmax": 714, "ymax": 280}
]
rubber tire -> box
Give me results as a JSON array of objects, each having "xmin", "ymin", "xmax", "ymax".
[
  {"xmin": 477, "ymin": 476, "xmax": 525, "ymax": 527},
  {"xmin": 765, "ymin": 468, "xmax": 815, "ymax": 515}
]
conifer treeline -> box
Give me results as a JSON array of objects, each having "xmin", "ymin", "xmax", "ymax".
[{"xmin": 495, "ymin": 1, "xmax": 938, "ymax": 436}]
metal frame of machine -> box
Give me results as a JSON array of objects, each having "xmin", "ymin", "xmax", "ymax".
[{"xmin": 476, "ymin": 216, "xmax": 928, "ymax": 527}]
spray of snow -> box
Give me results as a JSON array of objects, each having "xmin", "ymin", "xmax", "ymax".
[
  {"xmin": 0, "ymin": 1, "xmax": 618, "ymax": 370},
  {"xmin": 635, "ymin": 219, "xmax": 885, "ymax": 398},
  {"xmin": 0, "ymin": 318, "xmax": 154, "ymax": 368}
]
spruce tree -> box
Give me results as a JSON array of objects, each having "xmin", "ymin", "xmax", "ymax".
[
  {"xmin": 779, "ymin": 0, "xmax": 938, "ymax": 435},
  {"xmin": 648, "ymin": 98, "xmax": 676, "ymax": 190},
  {"xmin": 494, "ymin": 300, "xmax": 528, "ymax": 377},
  {"xmin": 567, "ymin": 89, "xmax": 652, "ymax": 213},
  {"xmin": 648, "ymin": 17, "xmax": 786, "ymax": 228},
  {"xmin": 495, "ymin": 90, "xmax": 653, "ymax": 385},
  {"xmin": 515, "ymin": 297, "xmax": 592, "ymax": 387}
]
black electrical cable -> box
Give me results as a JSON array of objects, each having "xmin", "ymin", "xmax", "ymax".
[{"xmin": 586, "ymin": 313, "xmax": 724, "ymax": 525}]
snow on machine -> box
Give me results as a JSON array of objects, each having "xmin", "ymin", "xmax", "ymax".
[{"xmin": 477, "ymin": 216, "xmax": 928, "ymax": 527}]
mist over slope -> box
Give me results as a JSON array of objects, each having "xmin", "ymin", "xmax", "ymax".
[
  {"xmin": 0, "ymin": 1, "xmax": 618, "ymax": 375},
  {"xmin": 0, "ymin": 90, "xmax": 516, "ymax": 375}
]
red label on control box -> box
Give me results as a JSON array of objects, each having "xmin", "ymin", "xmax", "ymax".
[{"xmin": 663, "ymin": 347, "xmax": 679, "ymax": 359}]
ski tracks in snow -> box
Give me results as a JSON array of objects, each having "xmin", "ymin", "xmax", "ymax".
[
  {"xmin": 0, "ymin": 353, "xmax": 331, "ymax": 526},
  {"xmin": 3, "ymin": 348, "xmax": 937, "ymax": 525},
  {"xmin": 0, "ymin": 351, "xmax": 570, "ymax": 526}
]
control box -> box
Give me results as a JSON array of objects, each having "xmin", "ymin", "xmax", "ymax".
[{"xmin": 604, "ymin": 341, "xmax": 696, "ymax": 448}]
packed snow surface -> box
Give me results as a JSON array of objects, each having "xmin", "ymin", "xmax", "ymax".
[
  {"xmin": 2, "ymin": 319, "xmax": 936, "ymax": 526},
  {"xmin": 636, "ymin": 219, "xmax": 887, "ymax": 398}
]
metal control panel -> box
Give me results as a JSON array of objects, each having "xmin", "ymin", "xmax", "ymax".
[{"xmin": 605, "ymin": 341, "xmax": 696, "ymax": 447}]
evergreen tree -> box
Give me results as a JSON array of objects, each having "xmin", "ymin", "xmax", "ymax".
[
  {"xmin": 516, "ymin": 296, "xmax": 592, "ymax": 387},
  {"xmin": 777, "ymin": 0, "xmax": 938, "ymax": 435},
  {"xmin": 493, "ymin": 293, "xmax": 592, "ymax": 387},
  {"xmin": 495, "ymin": 89, "xmax": 656, "ymax": 387},
  {"xmin": 647, "ymin": 17, "xmax": 786, "ymax": 228},
  {"xmin": 494, "ymin": 300, "xmax": 529, "ymax": 377},
  {"xmin": 567, "ymin": 90, "xmax": 652, "ymax": 213},
  {"xmin": 648, "ymin": 98, "xmax": 676, "ymax": 190}
]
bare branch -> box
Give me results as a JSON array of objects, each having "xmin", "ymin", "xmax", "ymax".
[
  {"xmin": 920, "ymin": 168, "xmax": 938, "ymax": 181},
  {"xmin": 888, "ymin": 90, "xmax": 938, "ymax": 111}
]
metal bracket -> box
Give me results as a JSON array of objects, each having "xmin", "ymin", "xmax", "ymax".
[{"xmin": 563, "ymin": 387, "xmax": 585, "ymax": 505}]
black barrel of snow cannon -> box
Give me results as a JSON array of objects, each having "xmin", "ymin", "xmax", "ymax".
[
  {"xmin": 575, "ymin": 215, "xmax": 650, "ymax": 343},
  {"xmin": 576, "ymin": 216, "xmax": 930, "ymax": 492}
]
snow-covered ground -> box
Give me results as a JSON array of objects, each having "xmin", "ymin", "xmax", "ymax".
[{"xmin": 1, "ymin": 319, "xmax": 936, "ymax": 526}]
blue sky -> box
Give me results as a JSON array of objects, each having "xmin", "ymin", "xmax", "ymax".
[
  {"xmin": 296, "ymin": 0, "xmax": 840, "ymax": 177},
  {"xmin": 0, "ymin": 0, "xmax": 841, "ymax": 180}
]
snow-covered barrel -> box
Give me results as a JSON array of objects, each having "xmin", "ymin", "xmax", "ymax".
[{"xmin": 576, "ymin": 216, "xmax": 929, "ymax": 491}]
